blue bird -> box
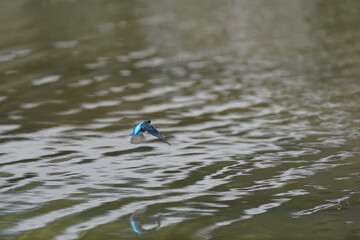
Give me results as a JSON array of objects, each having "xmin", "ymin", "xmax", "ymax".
[{"xmin": 129, "ymin": 120, "xmax": 170, "ymax": 145}]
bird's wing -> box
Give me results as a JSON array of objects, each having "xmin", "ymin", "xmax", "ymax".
[
  {"xmin": 144, "ymin": 125, "xmax": 170, "ymax": 145},
  {"xmin": 144, "ymin": 125, "xmax": 162, "ymax": 138}
]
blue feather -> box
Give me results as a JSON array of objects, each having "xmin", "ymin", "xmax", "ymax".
[{"xmin": 129, "ymin": 120, "xmax": 170, "ymax": 145}]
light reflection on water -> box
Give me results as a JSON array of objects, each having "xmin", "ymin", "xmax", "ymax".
[{"xmin": 1, "ymin": 0, "xmax": 360, "ymax": 239}]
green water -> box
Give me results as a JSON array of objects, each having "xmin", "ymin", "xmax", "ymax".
[{"xmin": 0, "ymin": 1, "xmax": 359, "ymax": 240}]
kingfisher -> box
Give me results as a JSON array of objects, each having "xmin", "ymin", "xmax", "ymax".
[{"xmin": 129, "ymin": 120, "xmax": 170, "ymax": 145}]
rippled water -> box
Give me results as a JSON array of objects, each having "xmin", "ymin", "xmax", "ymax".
[{"xmin": 1, "ymin": 1, "xmax": 360, "ymax": 239}]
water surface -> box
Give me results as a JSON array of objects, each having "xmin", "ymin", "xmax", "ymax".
[{"xmin": 0, "ymin": 1, "xmax": 360, "ymax": 240}]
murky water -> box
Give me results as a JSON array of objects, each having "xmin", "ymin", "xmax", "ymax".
[{"xmin": 1, "ymin": 1, "xmax": 360, "ymax": 239}]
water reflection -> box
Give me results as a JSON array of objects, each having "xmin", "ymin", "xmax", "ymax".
[
  {"xmin": 129, "ymin": 206, "xmax": 161, "ymax": 234},
  {"xmin": 0, "ymin": 0, "xmax": 360, "ymax": 240}
]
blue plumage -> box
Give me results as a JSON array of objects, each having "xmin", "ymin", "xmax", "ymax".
[
  {"xmin": 129, "ymin": 120, "xmax": 145, "ymax": 136},
  {"xmin": 129, "ymin": 120, "xmax": 170, "ymax": 145}
]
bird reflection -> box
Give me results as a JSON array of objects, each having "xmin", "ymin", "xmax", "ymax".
[{"xmin": 129, "ymin": 206, "xmax": 161, "ymax": 234}]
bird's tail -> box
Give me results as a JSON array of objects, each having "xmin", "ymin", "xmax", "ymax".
[{"xmin": 161, "ymin": 137, "xmax": 171, "ymax": 145}]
